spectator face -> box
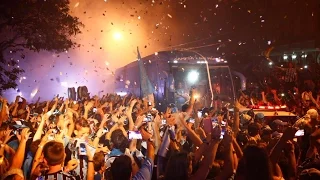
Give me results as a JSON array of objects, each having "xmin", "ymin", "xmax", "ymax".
[{"xmin": 75, "ymin": 126, "xmax": 90, "ymax": 138}]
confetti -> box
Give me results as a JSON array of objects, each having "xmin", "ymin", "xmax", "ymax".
[
  {"xmin": 74, "ymin": 2, "xmax": 79, "ymax": 8},
  {"xmin": 167, "ymin": 14, "xmax": 172, "ymax": 18}
]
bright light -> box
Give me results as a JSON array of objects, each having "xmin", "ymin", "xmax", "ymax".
[
  {"xmin": 61, "ymin": 82, "xmax": 68, "ymax": 87},
  {"xmin": 173, "ymin": 60, "xmax": 178, "ymax": 63},
  {"xmin": 187, "ymin": 71, "xmax": 199, "ymax": 84},
  {"xmin": 268, "ymin": 62, "xmax": 273, "ymax": 65},
  {"xmin": 30, "ymin": 88, "xmax": 38, "ymax": 98},
  {"xmin": 304, "ymin": 65, "xmax": 308, "ymax": 69},
  {"xmin": 281, "ymin": 93, "xmax": 285, "ymax": 97},
  {"xmin": 283, "ymin": 55, "xmax": 288, "ymax": 60},
  {"xmin": 197, "ymin": 61, "xmax": 206, "ymax": 64},
  {"xmin": 113, "ymin": 32, "xmax": 122, "ymax": 40},
  {"xmin": 116, "ymin": 92, "xmax": 127, "ymax": 96},
  {"xmin": 292, "ymin": 54, "xmax": 297, "ymax": 60},
  {"xmin": 193, "ymin": 93, "xmax": 200, "ymax": 100}
]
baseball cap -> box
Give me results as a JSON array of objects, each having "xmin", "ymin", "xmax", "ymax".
[
  {"xmin": 241, "ymin": 114, "xmax": 252, "ymax": 125},
  {"xmin": 271, "ymin": 119, "xmax": 288, "ymax": 132},
  {"xmin": 272, "ymin": 119, "xmax": 288, "ymax": 126},
  {"xmin": 255, "ymin": 113, "xmax": 264, "ymax": 120}
]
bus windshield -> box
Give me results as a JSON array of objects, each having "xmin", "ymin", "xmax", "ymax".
[{"xmin": 171, "ymin": 64, "xmax": 235, "ymax": 108}]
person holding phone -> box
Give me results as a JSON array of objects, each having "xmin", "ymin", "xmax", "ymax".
[
  {"xmin": 110, "ymin": 125, "xmax": 155, "ymax": 180},
  {"xmin": 33, "ymin": 141, "xmax": 77, "ymax": 180}
]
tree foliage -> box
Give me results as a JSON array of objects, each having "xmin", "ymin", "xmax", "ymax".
[{"xmin": 0, "ymin": 0, "xmax": 83, "ymax": 93}]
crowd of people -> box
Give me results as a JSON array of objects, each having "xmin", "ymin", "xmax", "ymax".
[{"xmin": 0, "ymin": 79, "xmax": 320, "ymax": 180}]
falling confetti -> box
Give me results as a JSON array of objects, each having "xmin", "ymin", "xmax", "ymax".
[
  {"xmin": 167, "ymin": 14, "xmax": 172, "ymax": 18},
  {"xmin": 74, "ymin": 2, "xmax": 79, "ymax": 8}
]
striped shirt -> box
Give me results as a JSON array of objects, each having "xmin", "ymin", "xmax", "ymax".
[
  {"xmin": 67, "ymin": 138, "xmax": 87, "ymax": 180},
  {"xmin": 36, "ymin": 170, "xmax": 76, "ymax": 180}
]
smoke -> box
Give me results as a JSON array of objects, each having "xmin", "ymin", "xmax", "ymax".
[{"xmin": 3, "ymin": 0, "xmax": 189, "ymax": 102}]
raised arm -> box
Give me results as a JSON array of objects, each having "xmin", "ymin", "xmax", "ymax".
[
  {"xmin": 190, "ymin": 139, "xmax": 220, "ymax": 180},
  {"xmin": 10, "ymin": 128, "xmax": 31, "ymax": 169},
  {"xmin": 215, "ymin": 130, "xmax": 235, "ymax": 180},
  {"xmin": 233, "ymin": 100, "xmax": 240, "ymax": 137},
  {"xmin": 270, "ymin": 127, "xmax": 296, "ymax": 165},
  {"xmin": 83, "ymin": 100, "xmax": 94, "ymax": 120},
  {"xmin": 179, "ymin": 113, "xmax": 203, "ymax": 147},
  {"xmin": 86, "ymin": 145, "xmax": 94, "ymax": 180},
  {"xmin": 127, "ymin": 99, "xmax": 137, "ymax": 131},
  {"xmin": 33, "ymin": 115, "xmax": 47, "ymax": 142}
]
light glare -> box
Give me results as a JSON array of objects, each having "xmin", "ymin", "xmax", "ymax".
[{"xmin": 187, "ymin": 71, "xmax": 199, "ymax": 84}]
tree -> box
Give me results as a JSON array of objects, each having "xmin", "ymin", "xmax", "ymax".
[{"xmin": 0, "ymin": 0, "xmax": 83, "ymax": 94}]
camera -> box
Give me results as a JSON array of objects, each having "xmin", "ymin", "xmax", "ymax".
[{"xmin": 187, "ymin": 118, "xmax": 195, "ymax": 124}]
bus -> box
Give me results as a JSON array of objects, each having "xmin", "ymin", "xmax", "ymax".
[{"xmin": 115, "ymin": 51, "xmax": 245, "ymax": 111}]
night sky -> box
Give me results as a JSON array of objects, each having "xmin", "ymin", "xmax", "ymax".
[{"xmin": 3, "ymin": 0, "xmax": 319, "ymax": 102}]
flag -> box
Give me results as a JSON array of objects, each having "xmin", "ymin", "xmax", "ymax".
[{"xmin": 137, "ymin": 47, "xmax": 154, "ymax": 102}]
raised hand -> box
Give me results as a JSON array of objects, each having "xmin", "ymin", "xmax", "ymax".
[
  {"xmin": 282, "ymin": 126, "xmax": 298, "ymax": 141},
  {"xmin": 2, "ymin": 129, "xmax": 13, "ymax": 144},
  {"xmin": 65, "ymin": 159, "xmax": 78, "ymax": 172},
  {"xmin": 211, "ymin": 125, "xmax": 222, "ymax": 140},
  {"xmin": 141, "ymin": 125, "xmax": 153, "ymax": 141},
  {"xmin": 18, "ymin": 128, "xmax": 32, "ymax": 142},
  {"xmin": 85, "ymin": 101, "xmax": 95, "ymax": 111},
  {"xmin": 223, "ymin": 129, "xmax": 233, "ymax": 144}
]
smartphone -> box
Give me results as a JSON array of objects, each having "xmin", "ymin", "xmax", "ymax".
[
  {"xmin": 79, "ymin": 143, "xmax": 87, "ymax": 155},
  {"xmin": 161, "ymin": 119, "xmax": 166, "ymax": 125},
  {"xmin": 188, "ymin": 118, "xmax": 195, "ymax": 124},
  {"xmin": 128, "ymin": 131, "xmax": 142, "ymax": 140},
  {"xmin": 197, "ymin": 111, "xmax": 202, "ymax": 118},
  {"xmin": 52, "ymin": 127, "xmax": 60, "ymax": 134},
  {"xmin": 48, "ymin": 134, "xmax": 55, "ymax": 141},
  {"xmin": 13, "ymin": 130, "xmax": 18, "ymax": 135},
  {"xmin": 143, "ymin": 113, "xmax": 152, "ymax": 122},
  {"xmin": 220, "ymin": 129, "xmax": 225, "ymax": 139},
  {"xmin": 295, "ymin": 129, "xmax": 304, "ymax": 137},
  {"xmin": 102, "ymin": 127, "xmax": 109, "ymax": 134},
  {"xmin": 123, "ymin": 118, "xmax": 129, "ymax": 125},
  {"xmin": 203, "ymin": 118, "xmax": 213, "ymax": 135}
]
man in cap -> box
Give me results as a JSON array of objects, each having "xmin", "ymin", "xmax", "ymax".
[{"xmin": 270, "ymin": 119, "xmax": 288, "ymax": 138}]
